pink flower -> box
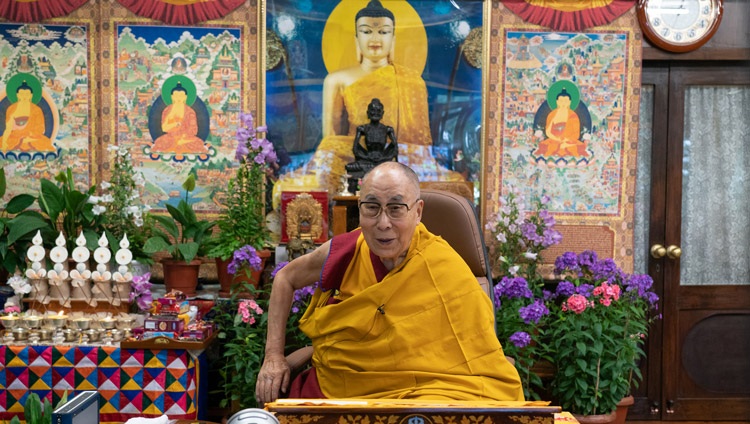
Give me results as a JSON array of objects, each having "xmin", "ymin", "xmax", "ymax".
[
  {"xmin": 238, "ymin": 299, "xmax": 264, "ymax": 324},
  {"xmin": 564, "ymin": 294, "xmax": 589, "ymax": 314}
]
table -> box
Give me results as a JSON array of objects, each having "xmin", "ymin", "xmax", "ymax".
[
  {"xmin": 331, "ymin": 195, "xmax": 359, "ymax": 235},
  {"xmin": 267, "ymin": 399, "xmax": 571, "ymax": 424},
  {"xmin": 0, "ymin": 344, "xmax": 206, "ymax": 424}
]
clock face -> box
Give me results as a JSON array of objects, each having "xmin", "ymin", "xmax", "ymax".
[{"xmin": 638, "ymin": 0, "xmax": 723, "ymax": 53}]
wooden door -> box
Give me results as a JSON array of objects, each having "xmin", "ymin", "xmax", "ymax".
[{"xmin": 644, "ymin": 63, "xmax": 750, "ymax": 421}]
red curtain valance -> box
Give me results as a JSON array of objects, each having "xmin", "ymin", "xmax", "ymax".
[
  {"xmin": 0, "ymin": 0, "xmax": 88, "ymax": 23},
  {"xmin": 115, "ymin": 0, "xmax": 245, "ymax": 26},
  {"xmin": 501, "ymin": 0, "xmax": 635, "ymax": 32}
]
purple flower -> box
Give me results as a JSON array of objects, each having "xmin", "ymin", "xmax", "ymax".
[
  {"xmin": 228, "ymin": 245, "xmax": 262, "ymax": 275},
  {"xmin": 624, "ymin": 273, "xmax": 654, "ymax": 297},
  {"xmin": 519, "ymin": 299, "xmax": 549, "ymax": 324},
  {"xmin": 291, "ymin": 282, "xmax": 318, "ymax": 313},
  {"xmin": 576, "ymin": 284, "xmax": 594, "ymax": 297},
  {"xmin": 578, "ymin": 250, "xmax": 599, "ymax": 268},
  {"xmin": 554, "ymin": 251, "xmax": 580, "ymax": 274},
  {"xmin": 591, "ymin": 258, "xmax": 622, "ymax": 281},
  {"xmin": 509, "ymin": 331, "xmax": 532, "ymax": 348},
  {"xmin": 494, "ymin": 277, "xmax": 533, "ymax": 303},
  {"xmin": 555, "ymin": 281, "xmax": 576, "ymax": 297}
]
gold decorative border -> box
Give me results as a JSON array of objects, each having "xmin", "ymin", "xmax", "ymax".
[{"xmin": 483, "ymin": 2, "xmax": 642, "ymax": 272}]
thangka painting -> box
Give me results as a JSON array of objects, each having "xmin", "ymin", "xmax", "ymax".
[
  {"xmin": 0, "ymin": 11, "xmax": 96, "ymax": 199},
  {"xmin": 484, "ymin": 4, "xmax": 642, "ymax": 271},
  {"xmin": 266, "ymin": 0, "xmax": 485, "ymax": 207},
  {"xmin": 100, "ymin": 3, "xmax": 260, "ymax": 215}
]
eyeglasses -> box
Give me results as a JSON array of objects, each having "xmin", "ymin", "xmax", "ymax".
[{"xmin": 358, "ymin": 200, "xmax": 419, "ymax": 220}]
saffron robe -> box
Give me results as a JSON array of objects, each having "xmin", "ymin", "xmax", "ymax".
[
  {"xmin": 1, "ymin": 102, "xmax": 54, "ymax": 152},
  {"xmin": 152, "ymin": 104, "xmax": 207, "ymax": 153},
  {"xmin": 297, "ymin": 223, "xmax": 524, "ymax": 401},
  {"xmin": 272, "ymin": 64, "xmax": 463, "ymax": 208},
  {"xmin": 534, "ymin": 108, "xmax": 587, "ymax": 157}
]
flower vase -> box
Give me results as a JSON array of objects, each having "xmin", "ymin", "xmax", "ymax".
[
  {"xmin": 572, "ymin": 411, "xmax": 617, "ymax": 424},
  {"xmin": 216, "ymin": 249, "xmax": 271, "ymax": 298},
  {"xmin": 614, "ymin": 395, "xmax": 634, "ymax": 424}
]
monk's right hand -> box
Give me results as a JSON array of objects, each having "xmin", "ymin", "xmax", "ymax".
[{"xmin": 255, "ymin": 353, "xmax": 291, "ymax": 405}]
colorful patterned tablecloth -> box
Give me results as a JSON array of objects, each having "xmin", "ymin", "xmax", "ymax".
[{"xmin": 0, "ymin": 344, "xmax": 201, "ymax": 423}]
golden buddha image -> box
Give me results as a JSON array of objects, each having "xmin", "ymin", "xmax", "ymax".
[
  {"xmin": 150, "ymin": 76, "xmax": 208, "ymax": 155},
  {"xmin": 533, "ymin": 80, "xmax": 592, "ymax": 159},
  {"xmin": 273, "ymin": 0, "xmax": 463, "ymax": 207},
  {"xmin": 0, "ymin": 73, "xmax": 56, "ymax": 153}
]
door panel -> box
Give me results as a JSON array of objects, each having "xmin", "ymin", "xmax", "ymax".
[
  {"xmin": 630, "ymin": 66, "xmax": 668, "ymax": 420},
  {"xmin": 661, "ymin": 64, "xmax": 750, "ymax": 421}
]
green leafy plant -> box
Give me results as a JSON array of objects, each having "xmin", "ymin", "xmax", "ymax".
[
  {"xmin": 486, "ymin": 186, "xmax": 561, "ymax": 399},
  {"xmin": 213, "ymin": 261, "xmax": 312, "ymax": 411},
  {"xmin": 143, "ymin": 173, "xmax": 215, "ymax": 263},
  {"xmin": 208, "ymin": 112, "xmax": 276, "ymax": 261},
  {"xmin": 544, "ymin": 251, "xmax": 660, "ymax": 416},
  {"xmin": 38, "ymin": 168, "xmax": 105, "ymax": 251},
  {"xmin": 1, "ymin": 168, "xmax": 106, "ymax": 274},
  {"xmin": 100, "ymin": 145, "xmax": 154, "ymax": 265},
  {"xmin": 7, "ymin": 391, "xmax": 68, "ymax": 424},
  {"xmin": 0, "ymin": 168, "xmax": 44, "ymax": 274}
]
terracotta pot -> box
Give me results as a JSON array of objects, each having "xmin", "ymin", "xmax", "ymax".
[
  {"xmin": 162, "ymin": 258, "xmax": 202, "ymax": 296},
  {"xmin": 572, "ymin": 411, "xmax": 617, "ymax": 424},
  {"xmin": 216, "ymin": 249, "xmax": 271, "ymax": 298},
  {"xmin": 614, "ymin": 395, "xmax": 634, "ymax": 424}
]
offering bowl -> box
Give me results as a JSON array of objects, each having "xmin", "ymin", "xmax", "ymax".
[
  {"xmin": 0, "ymin": 316, "xmax": 21, "ymax": 330},
  {"xmin": 48, "ymin": 314, "xmax": 69, "ymax": 329},
  {"xmin": 23, "ymin": 316, "xmax": 43, "ymax": 329},
  {"xmin": 73, "ymin": 317, "xmax": 91, "ymax": 330},
  {"xmin": 99, "ymin": 317, "xmax": 117, "ymax": 330}
]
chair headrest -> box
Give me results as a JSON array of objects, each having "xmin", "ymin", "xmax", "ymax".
[{"xmin": 419, "ymin": 189, "xmax": 489, "ymax": 279}]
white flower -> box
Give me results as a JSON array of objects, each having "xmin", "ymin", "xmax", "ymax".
[
  {"xmin": 126, "ymin": 206, "xmax": 140, "ymax": 216},
  {"xmin": 509, "ymin": 265, "xmax": 520, "ymax": 276},
  {"xmin": 100, "ymin": 181, "xmax": 112, "ymax": 190},
  {"xmin": 101, "ymin": 194, "xmax": 114, "ymax": 203},
  {"xmin": 142, "ymin": 204, "xmax": 152, "ymax": 212},
  {"xmin": 8, "ymin": 276, "xmax": 31, "ymax": 295},
  {"xmin": 524, "ymin": 252, "xmax": 538, "ymax": 260},
  {"xmin": 92, "ymin": 205, "xmax": 107, "ymax": 215},
  {"xmin": 87, "ymin": 195, "xmax": 101, "ymax": 204},
  {"xmin": 107, "ymin": 145, "xmax": 119, "ymax": 152},
  {"xmin": 134, "ymin": 217, "xmax": 144, "ymax": 227}
]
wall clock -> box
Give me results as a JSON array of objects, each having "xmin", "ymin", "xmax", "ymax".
[{"xmin": 637, "ymin": 0, "xmax": 724, "ymax": 53}]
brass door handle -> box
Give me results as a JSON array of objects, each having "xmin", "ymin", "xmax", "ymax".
[
  {"xmin": 650, "ymin": 244, "xmax": 666, "ymax": 259},
  {"xmin": 666, "ymin": 245, "xmax": 682, "ymax": 259}
]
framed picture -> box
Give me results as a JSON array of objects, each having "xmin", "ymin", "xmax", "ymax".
[
  {"xmin": 265, "ymin": 0, "xmax": 485, "ymax": 206},
  {"xmin": 484, "ymin": 3, "xmax": 642, "ymax": 271},
  {"xmin": 0, "ymin": 3, "xmax": 98, "ymax": 198},
  {"xmin": 99, "ymin": 2, "xmax": 262, "ymax": 215}
]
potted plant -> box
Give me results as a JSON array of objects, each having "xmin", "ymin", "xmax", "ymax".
[
  {"xmin": 100, "ymin": 145, "xmax": 154, "ymax": 268},
  {"xmin": 208, "ymin": 112, "xmax": 277, "ymax": 297},
  {"xmin": 212, "ymin": 261, "xmax": 313, "ymax": 414},
  {"xmin": 0, "ymin": 168, "xmax": 44, "ymax": 278},
  {"xmin": 2, "ymin": 168, "xmax": 110, "ymax": 286},
  {"xmin": 544, "ymin": 250, "xmax": 660, "ymax": 422},
  {"xmin": 486, "ymin": 186, "xmax": 562, "ymax": 399},
  {"xmin": 143, "ymin": 173, "xmax": 215, "ymax": 296}
]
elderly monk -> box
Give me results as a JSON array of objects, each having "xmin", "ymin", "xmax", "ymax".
[{"xmin": 256, "ymin": 162, "xmax": 523, "ymax": 404}]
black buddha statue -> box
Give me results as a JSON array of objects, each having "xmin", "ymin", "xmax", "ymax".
[{"xmin": 345, "ymin": 98, "xmax": 398, "ymax": 192}]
